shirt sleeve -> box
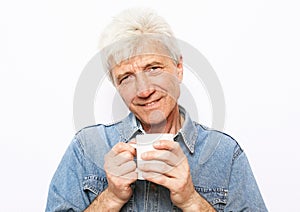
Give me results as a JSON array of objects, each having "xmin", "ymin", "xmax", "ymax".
[
  {"xmin": 225, "ymin": 146, "xmax": 268, "ymax": 211},
  {"xmin": 46, "ymin": 137, "xmax": 92, "ymax": 212}
]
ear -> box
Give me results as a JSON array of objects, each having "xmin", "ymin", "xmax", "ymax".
[{"xmin": 176, "ymin": 56, "xmax": 183, "ymax": 82}]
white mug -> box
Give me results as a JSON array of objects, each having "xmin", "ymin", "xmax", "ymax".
[{"xmin": 132, "ymin": 133, "xmax": 174, "ymax": 180}]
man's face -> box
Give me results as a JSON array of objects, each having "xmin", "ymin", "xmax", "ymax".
[{"xmin": 112, "ymin": 54, "xmax": 183, "ymax": 127}]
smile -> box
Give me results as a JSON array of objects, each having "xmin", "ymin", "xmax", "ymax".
[
  {"xmin": 138, "ymin": 99, "xmax": 161, "ymax": 108},
  {"xmin": 145, "ymin": 101, "xmax": 156, "ymax": 106}
]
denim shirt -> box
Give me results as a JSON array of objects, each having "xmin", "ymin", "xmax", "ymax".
[{"xmin": 46, "ymin": 107, "xmax": 267, "ymax": 211}]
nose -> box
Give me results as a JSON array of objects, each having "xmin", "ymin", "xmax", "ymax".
[{"xmin": 135, "ymin": 72, "xmax": 155, "ymax": 98}]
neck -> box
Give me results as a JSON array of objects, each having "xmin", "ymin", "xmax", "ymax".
[{"xmin": 142, "ymin": 105, "xmax": 183, "ymax": 134}]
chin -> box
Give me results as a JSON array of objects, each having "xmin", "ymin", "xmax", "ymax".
[
  {"xmin": 141, "ymin": 116, "xmax": 168, "ymax": 129},
  {"xmin": 143, "ymin": 109, "xmax": 167, "ymax": 122}
]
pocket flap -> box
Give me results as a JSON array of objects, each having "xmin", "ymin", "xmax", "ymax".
[
  {"xmin": 195, "ymin": 186, "xmax": 228, "ymax": 210},
  {"xmin": 83, "ymin": 175, "xmax": 108, "ymax": 195}
]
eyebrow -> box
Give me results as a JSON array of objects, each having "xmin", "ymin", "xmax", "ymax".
[
  {"xmin": 142, "ymin": 61, "xmax": 165, "ymax": 69},
  {"xmin": 114, "ymin": 61, "xmax": 165, "ymax": 83},
  {"xmin": 115, "ymin": 71, "xmax": 133, "ymax": 84}
]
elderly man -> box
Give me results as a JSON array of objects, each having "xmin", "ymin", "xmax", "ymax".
[{"xmin": 46, "ymin": 8, "xmax": 267, "ymax": 212}]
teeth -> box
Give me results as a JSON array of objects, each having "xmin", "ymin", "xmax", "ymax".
[{"xmin": 146, "ymin": 101, "xmax": 155, "ymax": 106}]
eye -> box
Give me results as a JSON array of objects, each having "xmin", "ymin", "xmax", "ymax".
[
  {"xmin": 148, "ymin": 66, "xmax": 163, "ymax": 73},
  {"xmin": 119, "ymin": 74, "xmax": 134, "ymax": 85},
  {"xmin": 119, "ymin": 75, "xmax": 128, "ymax": 84}
]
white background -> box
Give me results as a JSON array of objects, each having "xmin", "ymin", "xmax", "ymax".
[{"xmin": 1, "ymin": 0, "xmax": 299, "ymax": 211}]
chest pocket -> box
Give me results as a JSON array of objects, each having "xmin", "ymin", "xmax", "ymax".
[
  {"xmin": 195, "ymin": 186, "xmax": 228, "ymax": 211},
  {"xmin": 82, "ymin": 175, "xmax": 108, "ymax": 202}
]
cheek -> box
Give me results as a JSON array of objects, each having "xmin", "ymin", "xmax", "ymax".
[
  {"xmin": 154, "ymin": 75, "xmax": 180, "ymax": 98},
  {"xmin": 118, "ymin": 87, "xmax": 135, "ymax": 106}
]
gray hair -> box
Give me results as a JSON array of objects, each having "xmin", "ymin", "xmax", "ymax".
[{"xmin": 98, "ymin": 8, "xmax": 182, "ymax": 78}]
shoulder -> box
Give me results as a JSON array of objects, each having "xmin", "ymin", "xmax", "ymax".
[
  {"xmin": 72, "ymin": 121, "xmax": 123, "ymax": 157},
  {"xmin": 75, "ymin": 120, "xmax": 122, "ymax": 141},
  {"xmin": 194, "ymin": 122, "xmax": 243, "ymax": 163},
  {"xmin": 197, "ymin": 123, "xmax": 240, "ymax": 147}
]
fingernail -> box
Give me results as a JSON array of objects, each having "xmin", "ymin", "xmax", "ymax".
[{"xmin": 153, "ymin": 141, "xmax": 160, "ymax": 147}]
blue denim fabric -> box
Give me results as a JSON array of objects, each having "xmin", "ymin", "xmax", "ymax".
[{"xmin": 46, "ymin": 107, "xmax": 267, "ymax": 211}]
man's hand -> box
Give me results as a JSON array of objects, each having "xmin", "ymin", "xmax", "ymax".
[
  {"xmin": 85, "ymin": 142, "xmax": 137, "ymax": 211},
  {"xmin": 139, "ymin": 140, "xmax": 215, "ymax": 211}
]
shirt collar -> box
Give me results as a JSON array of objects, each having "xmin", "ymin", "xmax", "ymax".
[
  {"xmin": 116, "ymin": 112, "xmax": 142, "ymax": 142},
  {"xmin": 116, "ymin": 105, "xmax": 198, "ymax": 153},
  {"xmin": 176, "ymin": 105, "xmax": 198, "ymax": 153}
]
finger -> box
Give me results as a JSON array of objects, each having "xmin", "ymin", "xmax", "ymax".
[
  {"xmin": 142, "ymin": 171, "xmax": 174, "ymax": 186},
  {"xmin": 127, "ymin": 139, "xmax": 137, "ymax": 150},
  {"xmin": 153, "ymin": 140, "xmax": 183, "ymax": 156},
  {"xmin": 107, "ymin": 169, "xmax": 138, "ymax": 185},
  {"xmin": 104, "ymin": 150, "xmax": 135, "ymax": 174},
  {"xmin": 140, "ymin": 156, "xmax": 190, "ymax": 179},
  {"xmin": 153, "ymin": 139, "xmax": 175, "ymax": 150},
  {"xmin": 141, "ymin": 150, "xmax": 184, "ymax": 166},
  {"xmin": 142, "ymin": 171, "xmax": 164, "ymax": 180},
  {"xmin": 113, "ymin": 151, "xmax": 135, "ymax": 166},
  {"xmin": 110, "ymin": 142, "xmax": 136, "ymax": 156},
  {"xmin": 128, "ymin": 138, "xmax": 136, "ymax": 145},
  {"xmin": 143, "ymin": 169, "xmax": 188, "ymax": 190},
  {"xmin": 122, "ymin": 170, "xmax": 138, "ymax": 181},
  {"xmin": 106, "ymin": 160, "xmax": 136, "ymax": 176},
  {"xmin": 141, "ymin": 159, "xmax": 193, "ymax": 194},
  {"xmin": 139, "ymin": 161, "xmax": 173, "ymax": 175},
  {"xmin": 109, "ymin": 160, "xmax": 137, "ymax": 177}
]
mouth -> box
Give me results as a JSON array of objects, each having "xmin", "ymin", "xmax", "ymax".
[
  {"xmin": 137, "ymin": 98, "xmax": 161, "ymax": 108},
  {"xmin": 144, "ymin": 101, "xmax": 158, "ymax": 107}
]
